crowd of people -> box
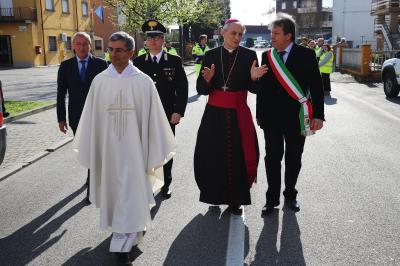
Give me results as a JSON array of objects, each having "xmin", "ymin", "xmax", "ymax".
[
  {"xmin": 298, "ymin": 36, "xmax": 348, "ymax": 96},
  {"xmin": 56, "ymin": 13, "xmax": 326, "ymax": 264}
]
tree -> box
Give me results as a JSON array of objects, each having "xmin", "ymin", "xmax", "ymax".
[
  {"xmin": 190, "ymin": 0, "xmax": 231, "ymax": 43},
  {"xmin": 104, "ymin": 0, "xmax": 210, "ymax": 57},
  {"xmin": 104, "ymin": 0, "xmax": 170, "ymax": 32},
  {"xmin": 245, "ymin": 38, "xmax": 254, "ymax": 48}
]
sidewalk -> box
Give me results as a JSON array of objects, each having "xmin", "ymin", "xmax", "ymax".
[{"xmin": 0, "ymin": 65, "xmax": 195, "ymax": 181}]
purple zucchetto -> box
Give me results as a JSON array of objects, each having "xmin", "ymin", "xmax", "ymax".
[{"xmin": 224, "ymin": 18, "xmax": 240, "ymax": 25}]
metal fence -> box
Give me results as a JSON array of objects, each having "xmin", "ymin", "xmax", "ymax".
[
  {"xmin": 370, "ymin": 49, "xmax": 400, "ymax": 71},
  {"xmin": 341, "ymin": 48, "xmax": 362, "ymax": 70}
]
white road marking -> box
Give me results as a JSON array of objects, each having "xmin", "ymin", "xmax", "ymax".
[
  {"xmin": 226, "ymin": 210, "xmax": 245, "ymax": 266},
  {"xmin": 335, "ymin": 90, "xmax": 400, "ymax": 123}
]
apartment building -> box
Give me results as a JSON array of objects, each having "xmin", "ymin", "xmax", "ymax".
[
  {"xmin": 275, "ymin": 0, "xmax": 332, "ymax": 40},
  {"xmin": 0, "ymin": 0, "xmax": 98, "ymax": 67}
]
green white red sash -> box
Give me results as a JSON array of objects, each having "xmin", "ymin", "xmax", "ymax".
[{"xmin": 268, "ymin": 48, "xmax": 314, "ymax": 135}]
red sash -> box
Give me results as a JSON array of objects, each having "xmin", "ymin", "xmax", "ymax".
[{"xmin": 207, "ymin": 90, "xmax": 257, "ymax": 188}]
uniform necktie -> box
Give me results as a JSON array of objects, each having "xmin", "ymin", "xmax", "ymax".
[
  {"xmin": 79, "ymin": 60, "xmax": 86, "ymax": 81},
  {"xmin": 153, "ymin": 56, "xmax": 157, "ymax": 64},
  {"xmin": 278, "ymin": 51, "xmax": 286, "ymax": 62}
]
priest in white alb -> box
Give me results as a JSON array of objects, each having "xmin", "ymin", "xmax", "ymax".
[{"xmin": 73, "ymin": 31, "xmax": 175, "ymax": 262}]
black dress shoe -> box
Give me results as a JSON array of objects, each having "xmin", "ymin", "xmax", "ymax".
[
  {"xmin": 161, "ymin": 187, "xmax": 172, "ymax": 199},
  {"xmin": 228, "ymin": 205, "xmax": 242, "ymax": 215},
  {"xmin": 115, "ymin": 252, "xmax": 131, "ymax": 265},
  {"xmin": 285, "ymin": 199, "xmax": 300, "ymax": 212},
  {"xmin": 3, "ymin": 112, "xmax": 9, "ymax": 118}
]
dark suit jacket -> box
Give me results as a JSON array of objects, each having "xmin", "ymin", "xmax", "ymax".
[
  {"xmin": 133, "ymin": 51, "xmax": 188, "ymax": 118},
  {"xmin": 57, "ymin": 54, "xmax": 108, "ymax": 133},
  {"xmin": 256, "ymin": 44, "xmax": 324, "ymax": 130}
]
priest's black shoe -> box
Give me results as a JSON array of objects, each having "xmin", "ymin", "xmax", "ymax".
[
  {"xmin": 228, "ymin": 205, "xmax": 242, "ymax": 215},
  {"xmin": 115, "ymin": 252, "xmax": 131, "ymax": 265},
  {"xmin": 161, "ymin": 187, "xmax": 172, "ymax": 199},
  {"xmin": 285, "ymin": 199, "xmax": 300, "ymax": 212},
  {"xmin": 261, "ymin": 204, "xmax": 276, "ymax": 215}
]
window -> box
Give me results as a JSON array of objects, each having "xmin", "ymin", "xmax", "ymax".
[
  {"xmin": 293, "ymin": 1, "xmax": 297, "ymax": 8},
  {"xmin": 48, "ymin": 36, "xmax": 57, "ymax": 51},
  {"xmin": 281, "ymin": 1, "xmax": 286, "ymax": 10},
  {"xmin": 45, "ymin": 0, "xmax": 54, "ymax": 11},
  {"xmin": 82, "ymin": 2, "xmax": 88, "ymax": 17},
  {"xmin": 62, "ymin": 0, "xmax": 69, "ymax": 13},
  {"xmin": 66, "ymin": 37, "xmax": 72, "ymax": 50},
  {"xmin": 95, "ymin": 40, "xmax": 102, "ymax": 50}
]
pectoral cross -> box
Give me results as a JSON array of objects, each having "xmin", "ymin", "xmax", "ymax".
[
  {"xmin": 107, "ymin": 90, "xmax": 135, "ymax": 141},
  {"xmin": 222, "ymin": 86, "xmax": 228, "ymax": 92}
]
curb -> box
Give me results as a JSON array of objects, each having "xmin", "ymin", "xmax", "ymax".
[
  {"xmin": 0, "ymin": 137, "xmax": 73, "ymax": 182},
  {"xmin": 4, "ymin": 103, "xmax": 56, "ymax": 124}
]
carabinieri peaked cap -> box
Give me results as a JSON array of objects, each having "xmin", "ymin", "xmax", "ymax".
[{"xmin": 142, "ymin": 19, "xmax": 166, "ymax": 35}]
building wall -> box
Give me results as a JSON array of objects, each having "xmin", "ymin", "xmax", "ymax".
[
  {"xmin": 0, "ymin": 24, "xmax": 35, "ymax": 66},
  {"xmin": 38, "ymin": 0, "xmax": 92, "ymax": 65},
  {"xmin": 92, "ymin": 0, "xmax": 117, "ymax": 51},
  {"xmin": 0, "ymin": 0, "xmax": 93, "ymax": 67},
  {"xmin": 333, "ymin": 0, "xmax": 376, "ymax": 48}
]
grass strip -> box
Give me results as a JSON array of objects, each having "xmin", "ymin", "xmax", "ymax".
[{"xmin": 4, "ymin": 100, "xmax": 55, "ymax": 117}]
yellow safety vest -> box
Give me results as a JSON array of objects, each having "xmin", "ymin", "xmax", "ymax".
[
  {"xmin": 319, "ymin": 51, "xmax": 333, "ymax": 74},
  {"xmin": 164, "ymin": 47, "xmax": 178, "ymax": 55},
  {"xmin": 192, "ymin": 43, "xmax": 210, "ymax": 60},
  {"xmin": 137, "ymin": 48, "xmax": 148, "ymax": 57},
  {"xmin": 104, "ymin": 51, "xmax": 110, "ymax": 61}
]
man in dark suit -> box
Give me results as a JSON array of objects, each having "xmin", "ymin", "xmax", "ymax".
[
  {"xmin": 133, "ymin": 20, "xmax": 188, "ymax": 199},
  {"xmin": 57, "ymin": 32, "xmax": 108, "ymax": 204},
  {"xmin": 256, "ymin": 13, "xmax": 325, "ymax": 215}
]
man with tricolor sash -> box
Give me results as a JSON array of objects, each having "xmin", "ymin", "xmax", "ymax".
[{"xmin": 256, "ymin": 13, "xmax": 325, "ymax": 215}]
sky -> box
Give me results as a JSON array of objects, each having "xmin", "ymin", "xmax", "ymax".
[{"xmin": 230, "ymin": 0, "xmax": 333, "ymax": 26}]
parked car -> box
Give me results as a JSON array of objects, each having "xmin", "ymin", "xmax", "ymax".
[
  {"xmin": 0, "ymin": 80, "xmax": 6, "ymax": 165},
  {"xmin": 381, "ymin": 57, "xmax": 400, "ymax": 97},
  {"xmin": 253, "ymin": 40, "xmax": 271, "ymax": 49}
]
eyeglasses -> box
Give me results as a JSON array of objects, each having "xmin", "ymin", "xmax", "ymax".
[
  {"xmin": 146, "ymin": 36, "xmax": 162, "ymax": 41},
  {"xmin": 107, "ymin": 47, "xmax": 129, "ymax": 54}
]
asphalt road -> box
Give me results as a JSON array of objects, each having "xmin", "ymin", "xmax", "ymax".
[{"xmin": 0, "ymin": 71, "xmax": 400, "ymax": 265}]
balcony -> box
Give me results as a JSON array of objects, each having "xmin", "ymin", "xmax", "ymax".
[
  {"xmin": 371, "ymin": 0, "xmax": 400, "ymax": 15},
  {"xmin": 0, "ymin": 8, "xmax": 37, "ymax": 23}
]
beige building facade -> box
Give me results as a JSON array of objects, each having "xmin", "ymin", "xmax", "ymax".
[{"xmin": 0, "ymin": 0, "xmax": 101, "ymax": 67}]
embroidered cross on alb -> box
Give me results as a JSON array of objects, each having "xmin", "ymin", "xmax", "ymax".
[{"xmin": 107, "ymin": 90, "xmax": 135, "ymax": 141}]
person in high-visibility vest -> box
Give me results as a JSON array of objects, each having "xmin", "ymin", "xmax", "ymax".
[
  {"xmin": 319, "ymin": 42, "xmax": 334, "ymax": 95},
  {"xmin": 104, "ymin": 50, "xmax": 111, "ymax": 63},
  {"xmin": 307, "ymin": 39, "xmax": 318, "ymax": 59},
  {"xmin": 315, "ymin": 37, "xmax": 324, "ymax": 61},
  {"xmin": 164, "ymin": 41, "xmax": 178, "ymax": 55},
  {"xmin": 137, "ymin": 44, "xmax": 149, "ymax": 57},
  {"xmin": 192, "ymin": 34, "xmax": 210, "ymax": 77}
]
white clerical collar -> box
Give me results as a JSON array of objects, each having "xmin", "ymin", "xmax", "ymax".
[
  {"xmin": 149, "ymin": 50, "xmax": 163, "ymax": 63},
  {"xmin": 108, "ymin": 61, "xmax": 139, "ymax": 77}
]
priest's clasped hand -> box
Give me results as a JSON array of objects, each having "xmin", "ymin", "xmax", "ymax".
[
  {"xmin": 202, "ymin": 64, "xmax": 215, "ymax": 84},
  {"xmin": 250, "ymin": 60, "xmax": 268, "ymax": 81},
  {"xmin": 170, "ymin": 113, "xmax": 181, "ymax": 124}
]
